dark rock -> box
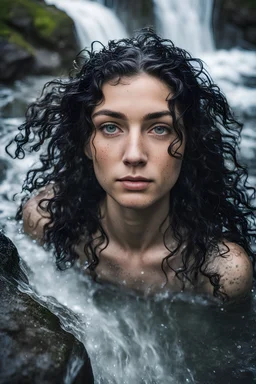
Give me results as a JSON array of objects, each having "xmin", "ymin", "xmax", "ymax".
[
  {"xmin": 33, "ymin": 48, "xmax": 61, "ymax": 74},
  {"xmin": 245, "ymin": 26, "xmax": 256, "ymax": 45},
  {"xmin": 213, "ymin": 0, "xmax": 256, "ymax": 49},
  {"xmin": 0, "ymin": 159, "xmax": 9, "ymax": 183},
  {"xmin": 0, "ymin": 96, "xmax": 29, "ymax": 118},
  {"xmin": 0, "ymin": 233, "xmax": 94, "ymax": 383},
  {"xmin": 0, "ymin": 0, "xmax": 79, "ymax": 82},
  {"xmin": 0, "ymin": 231, "xmax": 27, "ymax": 281},
  {"xmin": 0, "ymin": 39, "xmax": 34, "ymax": 81}
]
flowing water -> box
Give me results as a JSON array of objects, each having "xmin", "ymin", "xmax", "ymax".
[
  {"xmin": 45, "ymin": 0, "xmax": 127, "ymax": 48},
  {"xmin": 153, "ymin": 0, "xmax": 214, "ymax": 53},
  {"xmin": 0, "ymin": 1, "xmax": 256, "ymax": 383}
]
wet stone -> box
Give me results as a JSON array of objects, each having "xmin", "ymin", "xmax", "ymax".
[
  {"xmin": 0, "ymin": 158, "xmax": 9, "ymax": 183},
  {"xmin": 0, "ymin": 232, "xmax": 94, "ymax": 384}
]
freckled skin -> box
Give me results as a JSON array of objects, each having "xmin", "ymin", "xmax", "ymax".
[
  {"xmin": 87, "ymin": 74, "xmax": 185, "ymax": 211},
  {"xmin": 82, "ymin": 74, "xmax": 253, "ymax": 299},
  {"xmin": 81, "ymin": 73, "xmax": 188, "ymax": 293},
  {"xmin": 206, "ymin": 243, "xmax": 253, "ymax": 301},
  {"xmin": 23, "ymin": 74, "xmax": 253, "ymax": 301}
]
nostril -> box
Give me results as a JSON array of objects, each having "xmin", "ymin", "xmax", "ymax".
[
  {"xmin": 122, "ymin": 146, "xmax": 147, "ymax": 166},
  {"xmin": 123, "ymin": 159, "xmax": 146, "ymax": 167}
]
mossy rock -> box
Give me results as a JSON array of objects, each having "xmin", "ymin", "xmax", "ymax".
[
  {"xmin": 0, "ymin": 22, "xmax": 35, "ymax": 55},
  {"xmin": 0, "ymin": 0, "xmax": 76, "ymax": 50},
  {"xmin": 0, "ymin": 0, "xmax": 78, "ymax": 81}
]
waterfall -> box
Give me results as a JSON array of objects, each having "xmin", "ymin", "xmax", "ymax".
[
  {"xmin": 153, "ymin": 0, "xmax": 214, "ymax": 53},
  {"xmin": 45, "ymin": 0, "xmax": 127, "ymax": 49}
]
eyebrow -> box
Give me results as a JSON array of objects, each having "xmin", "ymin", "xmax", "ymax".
[{"xmin": 91, "ymin": 109, "xmax": 172, "ymax": 121}]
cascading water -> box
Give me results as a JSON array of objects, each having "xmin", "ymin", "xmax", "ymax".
[
  {"xmin": 153, "ymin": 0, "xmax": 256, "ymax": 187},
  {"xmin": 153, "ymin": 0, "xmax": 215, "ymax": 53},
  {"xmin": 45, "ymin": 0, "xmax": 127, "ymax": 48},
  {"xmin": 1, "ymin": 1, "xmax": 256, "ymax": 383}
]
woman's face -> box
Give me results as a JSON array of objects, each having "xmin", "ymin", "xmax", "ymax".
[{"xmin": 87, "ymin": 73, "xmax": 185, "ymax": 210}]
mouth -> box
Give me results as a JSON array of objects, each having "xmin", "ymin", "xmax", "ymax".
[
  {"xmin": 117, "ymin": 177, "xmax": 152, "ymax": 191},
  {"xmin": 118, "ymin": 176, "xmax": 152, "ymax": 182}
]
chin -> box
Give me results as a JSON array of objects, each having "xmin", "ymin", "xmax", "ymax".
[{"xmin": 115, "ymin": 195, "xmax": 160, "ymax": 210}]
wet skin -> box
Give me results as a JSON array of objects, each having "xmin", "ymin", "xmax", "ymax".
[
  {"xmin": 88, "ymin": 73, "xmax": 185, "ymax": 212},
  {"xmin": 23, "ymin": 73, "xmax": 253, "ymax": 300},
  {"xmin": 83, "ymin": 73, "xmax": 186, "ymax": 292},
  {"xmin": 83, "ymin": 73, "xmax": 252, "ymax": 297}
]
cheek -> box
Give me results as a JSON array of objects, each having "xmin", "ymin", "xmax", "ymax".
[
  {"xmin": 90, "ymin": 142, "xmax": 114, "ymax": 185},
  {"xmin": 161, "ymin": 157, "xmax": 183, "ymax": 185},
  {"xmin": 90, "ymin": 139, "xmax": 111, "ymax": 164}
]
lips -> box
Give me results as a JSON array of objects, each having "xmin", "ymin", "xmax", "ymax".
[
  {"xmin": 117, "ymin": 176, "xmax": 152, "ymax": 191},
  {"xmin": 118, "ymin": 176, "xmax": 152, "ymax": 182}
]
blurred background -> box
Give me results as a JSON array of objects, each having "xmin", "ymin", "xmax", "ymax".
[{"xmin": 0, "ymin": 0, "xmax": 256, "ymax": 81}]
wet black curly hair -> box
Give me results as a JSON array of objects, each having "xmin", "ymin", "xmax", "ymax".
[{"xmin": 6, "ymin": 28, "xmax": 255, "ymax": 300}]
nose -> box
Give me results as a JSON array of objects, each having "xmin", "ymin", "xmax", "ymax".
[{"xmin": 122, "ymin": 130, "xmax": 147, "ymax": 167}]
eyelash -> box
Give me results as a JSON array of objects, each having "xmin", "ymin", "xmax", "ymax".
[{"xmin": 99, "ymin": 124, "xmax": 172, "ymax": 136}]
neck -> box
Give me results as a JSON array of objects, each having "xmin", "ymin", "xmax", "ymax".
[{"xmin": 100, "ymin": 196, "xmax": 171, "ymax": 253}]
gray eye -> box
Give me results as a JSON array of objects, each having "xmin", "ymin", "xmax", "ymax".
[
  {"xmin": 153, "ymin": 126, "xmax": 167, "ymax": 135},
  {"xmin": 103, "ymin": 125, "xmax": 118, "ymax": 133}
]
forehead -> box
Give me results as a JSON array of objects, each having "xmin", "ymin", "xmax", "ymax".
[{"xmin": 93, "ymin": 73, "xmax": 173, "ymax": 116}]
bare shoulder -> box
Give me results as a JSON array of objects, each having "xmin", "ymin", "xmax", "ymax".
[
  {"xmin": 212, "ymin": 242, "xmax": 253, "ymax": 301},
  {"xmin": 23, "ymin": 185, "xmax": 55, "ymax": 242}
]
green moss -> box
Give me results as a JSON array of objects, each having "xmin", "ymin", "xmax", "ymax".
[
  {"xmin": 0, "ymin": 0, "xmax": 73, "ymax": 46},
  {"xmin": 9, "ymin": 32, "xmax": 35, "ymax": 55},
  {"xmin": 34, "ymin": 14, "xmax": 57, "ymax": 40},
  {"xmin": 0, "ymin": 22, "xmax": 34, "ymax": 55},
  {"xmin": 0, "ymin": 22, "xmax": 10, "ymax": 38}
]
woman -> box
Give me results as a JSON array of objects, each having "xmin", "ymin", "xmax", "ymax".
[{"xmin": 7, "ymin": 29, "xmax": 255, "ymax": 302}]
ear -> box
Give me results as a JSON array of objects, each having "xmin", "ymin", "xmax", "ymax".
[{"xmin": 84, "ymin": 142, "xmax": 93, "ymax": 160}]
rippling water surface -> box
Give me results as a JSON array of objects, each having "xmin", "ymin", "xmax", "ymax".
[{"xmin": 0, "ymin": 50, "xmax": 255, "ymax": 383}]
